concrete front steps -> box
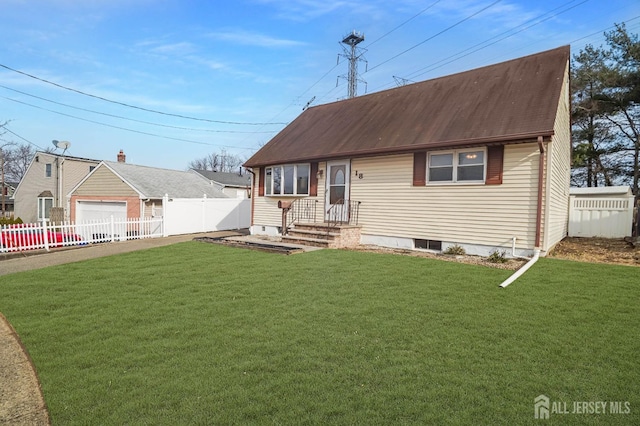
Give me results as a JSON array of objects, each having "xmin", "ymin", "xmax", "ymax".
[{"xmin": 281, "ymin": 223, "xmax": 361, "ymax": 248}]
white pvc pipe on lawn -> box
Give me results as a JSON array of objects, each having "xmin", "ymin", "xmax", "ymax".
[{"xmin": 498, "ymin": 250, "xmax": 540, "ymax": 288}]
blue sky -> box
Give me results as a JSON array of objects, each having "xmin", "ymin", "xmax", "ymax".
[{"xmin": 1, "ymin": 0, "xmax": 639, "ymax": 170}]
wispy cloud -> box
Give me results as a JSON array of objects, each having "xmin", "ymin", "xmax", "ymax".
[
  {"xmin": 206, "ymin": 29, "xmax": 307, "ymax": 48},
  {"xmin": 254, "ymin": 0, "xmax": 403, "ymax": 22},
  {"xmin": 148, "ymin": 42, "xmax": 196, "ymax": 55}
]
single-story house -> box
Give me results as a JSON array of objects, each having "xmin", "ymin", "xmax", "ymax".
[
  {"xmin": 192, "ymin": 169, "xmax": 251, "ymax": 198},
  {"xmin": 243, "ymin": 46, "xmax": 572, "ymax": 257},
  {"xmin": 12, "ymin": 151, "xmax": 99, "ymax": 223},
  {"xmin": 68, "ymin": 158, "xmax": 228, "ymax": 222}
]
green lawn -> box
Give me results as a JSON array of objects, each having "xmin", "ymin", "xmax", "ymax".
[{"xmin": 0, "ymin": 242, "xmax": 638, "ymax": 425}]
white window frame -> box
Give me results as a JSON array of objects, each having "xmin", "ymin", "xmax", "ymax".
[
  {"xmin": 37, "ymin": 197, "xmax": 54, "ymax": 221},
  {"xmin": 427, "ymin": 148, "xmax": 487, "ymax": 184},
  {"xmin": 45, "ymin": 163, "xmax": 52, "ymax": 178},
  {"xmin": 264, "ymin": 164, "xmax": 310, "ymax": 196}
]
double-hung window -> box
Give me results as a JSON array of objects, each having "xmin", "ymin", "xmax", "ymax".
[
  {"xmin": 264, "ymin": 164, "xmax": 310, "ymax": 196},
  {"xmin": 428, "ymin": 149, "xmax": 485, "ymax": 184},
  {"xmin": 45, "ymin": 163, "xmax": 52, "ymax": 178}
]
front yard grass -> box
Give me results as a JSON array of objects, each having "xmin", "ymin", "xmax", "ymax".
[{"xmin": 0, "ymin": 242, "xmax": 638, "ymax": 425}]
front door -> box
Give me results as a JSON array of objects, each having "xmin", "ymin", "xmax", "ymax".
[{"xmin": 325, "ymin": 160, "xmax": 350, "ymax": 222}]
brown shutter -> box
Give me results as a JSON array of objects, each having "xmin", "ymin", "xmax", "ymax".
[
  {"xmin": 258, "ymin": 167, "xmax": 265, "ymax": 196},
  {"xmin": 413, "ymin": 152, "xmax": 426, "ymax": 186},
  {"xmin": 485, "ymin": 145, "xmax": 504, "ymax": 185},
  {"xmin": 310, "ymin": 162, "xmax": 318, "ymax": 196}
]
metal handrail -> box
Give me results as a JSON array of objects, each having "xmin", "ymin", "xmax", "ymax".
[
  {"xmin": 284, "ymin": 199, "xmax": 318, "ymax": 234},
  {"xmin": 282, "ymin": 198, "xmax": 361, "ymax": 236},
  {"xmin": 325, "ymin": 199, "xmax": 361, "ymax": 235}
]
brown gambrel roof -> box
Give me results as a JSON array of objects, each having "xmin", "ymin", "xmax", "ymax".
[{"xmin": 245, "ymin": 46, "xmax": 570, "ymax": 168}]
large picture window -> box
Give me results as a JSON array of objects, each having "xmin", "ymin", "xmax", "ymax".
[
  {"xmin": 264, "ymin": 164, "xmax": 310, "ymax": 196},
  {"xmin": 428, "ymin": 149, "xmax": 485, "ymax": 184}
]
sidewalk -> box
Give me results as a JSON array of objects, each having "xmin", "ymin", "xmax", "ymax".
[{"xmin": 0, "ymin": 231, "xmax": 241, "ymax": 276}]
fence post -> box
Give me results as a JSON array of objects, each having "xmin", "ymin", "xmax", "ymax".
[
  {"xmin": 42, "ymin": 219, "xmax": 50, "ymax": 252},
  {"xmin": 162, "ymin": 194, "xmax": 169, "ymax": 237},
  {"xmin": 202, "ymin": 194, "xmax": 207, "ymax": 232},
  {"xmin": 110, "ymin": 215, "xmax": 115, "ymax": 243}
]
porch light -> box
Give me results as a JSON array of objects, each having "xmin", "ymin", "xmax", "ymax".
[{"xmin": 316, "ymin": 169, "xmax": 324, "ymax": 179}]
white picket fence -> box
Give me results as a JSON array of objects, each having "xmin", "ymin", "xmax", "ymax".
[{"xmin": 1, "ymin": 217, "xmax": 163, "ymax": 254}]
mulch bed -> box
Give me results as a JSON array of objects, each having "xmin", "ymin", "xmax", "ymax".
[{"xmin": 548, "ymin": 237, "xmax": 640, "ymax": 267}]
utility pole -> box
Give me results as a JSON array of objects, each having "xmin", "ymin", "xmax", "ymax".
[
  {"xmin": 338, "ymin": 31, "xmax": 367, "ymax": 99},
  {"xmin": 1, "ymin": 148, "xmax": 5, "ymax": 218}
]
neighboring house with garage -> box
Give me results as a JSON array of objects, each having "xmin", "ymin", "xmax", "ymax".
[
  {"xmin": 243, "ymin": 46, "xmax": 572, "ymax": 257},
  {"xmin": 68, "ymin": 160, "xmax": 229, "ymax": 223},
  {"xmin": 192, "ymin": 169, "xmax": 251, "ymax": 198},
  {"xmin": 12, "ymin": 152, "xmax": 99, "ymax": 223}
]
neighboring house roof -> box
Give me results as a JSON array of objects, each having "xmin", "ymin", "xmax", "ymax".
[
  {"xmin": 192, "ymin": 169, "xmax": 251, "ymax": 188},
  {"xmin": 35, "ymin": 151, "xmax": 99, "ymax": 163},
  {"xmin": 93, "ymin": 161, "xmax": 229, "ymax": 199},
  {"xmin": 245, "ymin": 46, "xmax": 570, "ymax": 167}
]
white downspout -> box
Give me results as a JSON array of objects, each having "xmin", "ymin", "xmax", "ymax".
[{"xmin": 499, "ymin": 250, "xmax": 540, "ymax": 288}]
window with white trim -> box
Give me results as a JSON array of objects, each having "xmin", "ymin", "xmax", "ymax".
[
  {"xmin": 37, "ymin": 197, "xmax": 53, "ymax": 221},
  {"xmin": 45, "ymin": 163, "xmax": 52, "ymax": 178},
  {"xmin": 264, "ymin": 164, "xmax": 310, "ymax": 196},
  {"xmin": 428, "ymin": 148, "xmax": 486, "ymax": 183}
]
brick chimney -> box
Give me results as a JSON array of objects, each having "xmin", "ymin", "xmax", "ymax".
[{"xmin": 117, "ymin": 149, "xmax": 126, "ymax": 163}]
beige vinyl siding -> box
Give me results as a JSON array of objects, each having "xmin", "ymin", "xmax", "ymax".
[
  {"xmin": 14, "ymin": 156, "xmax": 54, "ymax": 222},
  {"xmin": 62, "ymin": 160, "xmax": 97, "ymax": 199},
  {"xmin": 13, "ymin": 153, "xmax": 97, "ymax": 223},
  {"xmin": 350, "ymin": 144, "xmax": 541, "ymax": 250},
  {"xmin": 252, "ymin": 165, "xmax": 326, "ymax": 227},
  {"xmin": 543, "ymin": 63, "xmax": 571, "ymax": 251},
  {"xmin": 73, "ymin": 166, "xmax": 138, "ymax": 197}
]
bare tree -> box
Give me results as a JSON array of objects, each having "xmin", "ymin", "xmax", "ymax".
[
  {"xmin": 4, "ymin": 143, "xmax": 35, "ymax": 183},
  {"xmin": 188, "ymin": 149, "xmax": 245, "ymax": 173}
]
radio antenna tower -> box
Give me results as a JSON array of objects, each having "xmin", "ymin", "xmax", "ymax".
[{"xmin": 337, "ymin": 31, "xmax": 367, "ymax": 99}]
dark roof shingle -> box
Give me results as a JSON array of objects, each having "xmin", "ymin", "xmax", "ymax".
[{"xmin": 245, "ymin": 46, "xmax": 569, "ymax": 167}]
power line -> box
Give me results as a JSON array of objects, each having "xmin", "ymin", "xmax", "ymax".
[
  {"xmin": 0, "ymin": 63, "xmax": 287, "ymax": 126},
  {"xmin": 402, "ymin": 0, "xmax": 591, "ymax": 83},
  {"xmin": 365, "ymin": 0, "xmax": 443, "ymax": 48},
  {"xmin": 2, "ymin": 97, "xmax": 267, "ymax": 150},
  {"xmin": 0, "ymin": 84, "xmax": 276, "ymax": 134},
  {"xmin": 2, "ymin": 127, "xmax": 46, "ymax": 151},
  {"xmin": 367, "ymin": 0, "xmax": 503, "ymax": 73}
]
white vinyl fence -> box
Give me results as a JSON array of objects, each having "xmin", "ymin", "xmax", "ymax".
[
  {"xmin": 568, "ymin": 196, "xmax": 634, "ymax": 238},
  {"xmin": 1, "ymin": 216, "xmax": 163, "ymax": 254},
  {"xmin": 162, "ymin": 195, "xmax": 250, "ymax": 236},
  {"xmin": 1, "ymin": 196, "xmax": 250, "ymax": 254}
]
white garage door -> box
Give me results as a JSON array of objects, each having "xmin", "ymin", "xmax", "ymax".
[{"xmin": 76, "ymin": 201, "xmax": 127, "ymax": 222}]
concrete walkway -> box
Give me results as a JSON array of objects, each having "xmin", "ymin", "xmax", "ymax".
[{"xmin": 0, "ymin": 231, "xmax": 241, "ymax": 276}]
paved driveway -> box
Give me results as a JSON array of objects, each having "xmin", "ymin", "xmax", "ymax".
[{"xmin": 0, "ymin": 231, "xmax": 241, "ymax": 276}]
